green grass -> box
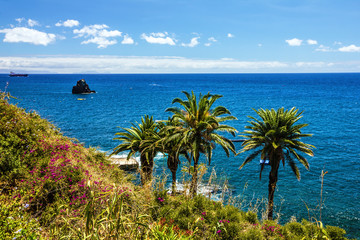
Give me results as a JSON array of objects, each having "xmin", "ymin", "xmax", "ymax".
[{"xmin": 0, "ymin": 91, "xmax": 350, "ymax": 239}]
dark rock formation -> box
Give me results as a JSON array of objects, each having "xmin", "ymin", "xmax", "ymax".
[{"xmin": 72, "ymin": 79, "xmax": 96, "ymax": 94}]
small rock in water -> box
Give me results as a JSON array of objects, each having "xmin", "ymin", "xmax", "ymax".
[{"xmin": 72, "ymin": 79, "xmax": 96, "ymax": 94}]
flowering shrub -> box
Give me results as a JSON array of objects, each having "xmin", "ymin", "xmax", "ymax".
[
  {"xmin": 262, "ymin": 223, "xmax": 284, "ymax": 238},
  {"xmin": 0, "ymin": 95, "xmax": 131, "ymax": 237},
  {"xmin": 154, "ymin": 189, "xmax": 168, "ymax": 206}
]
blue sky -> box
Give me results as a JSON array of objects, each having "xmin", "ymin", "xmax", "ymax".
[{"xmin": 0, "ymin": 0, "xmax": 359, "ymax": 73}]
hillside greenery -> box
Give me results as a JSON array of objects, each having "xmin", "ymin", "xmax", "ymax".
[{"xmin": 0, "ymin": 91, "xmax": 350, "ymax": 239}]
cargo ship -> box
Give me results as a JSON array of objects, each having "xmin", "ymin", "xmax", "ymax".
[{"xmin": 9, "ymin": 72, "xmax": 28, "ymax": 77}]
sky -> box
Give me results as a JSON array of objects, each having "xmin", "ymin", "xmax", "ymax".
[{"xmin": 0, "ymin": 0, "xmax": 359, "ymax": 73}]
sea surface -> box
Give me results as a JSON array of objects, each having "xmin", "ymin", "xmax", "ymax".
[{"xmin": 1, "ymin": 73, "xmax": 359, "ymax": 238}]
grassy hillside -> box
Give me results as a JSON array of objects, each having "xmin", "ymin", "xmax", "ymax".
[{"xmin": 0, "ymin": 92, "xmax": 349, "ymax": 239}]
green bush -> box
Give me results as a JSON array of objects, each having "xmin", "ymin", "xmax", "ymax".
[
  {"xmin": 326, "ymin": 225, "xmax": 347, "ymax": 240},
  {"xmin": 148, "ymin": 219, "xmax": 194, "ymax": 239},
  {"xmin": 0, "ymin": 98, "xmax": 59, "ymax": 185},
  {"xmin": 241, "ymin": 226, "xmax": 263, "ymax": 240},
  {"xmin": 0, "ymin": 196, "xmax": 42, "ymax": 240},
  {"xmin": 300, "ymin": 219, "xmax": 348, "ymax": 239},
  {"xmin": 285, "ymin": 221, "xmax": 306, "ymax": 236},
  {"xmin": 244, "ymin": 211, "xmax": 258, "ymax": 224}
]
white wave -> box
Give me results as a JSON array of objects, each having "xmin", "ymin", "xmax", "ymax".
[
  {"xmin": 106, "ymin": 152, "xmax": 166, "ymax": 166},
  {"xmin": 149, "ymin": 83, "xmax": 161, "ymax": 87},
  {"xmin": 154, "ymin": 152, "xmax": 166, "ymax": 160},
  {"xmin": 172, "ymin": 182, "xmax": 226, "ymax": 201}
]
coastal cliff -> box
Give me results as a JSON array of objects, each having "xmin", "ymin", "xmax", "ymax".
[{"xmin": 0, "ymin": 92, "xmax": 349, "ymax": 239}]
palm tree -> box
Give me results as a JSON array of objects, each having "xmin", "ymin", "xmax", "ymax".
[
  {"xmin": 111, "ymin": 115, "xmax": 158, "ymax": 185},
  {"xmin": 166, "ymin": 91, "xmax": 237, "ymax": 197},
  {"xmin": 239, "ymin": 107, "xmax": 314, "ymax": 220},
  {"xmin": 160, "ymin": 119, "xmax": 191, "ymax": 195},
  {"xmin": 142, "ymin": 118, "xmax": 190, "ymax": 195}
]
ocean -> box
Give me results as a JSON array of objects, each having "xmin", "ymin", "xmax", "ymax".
[{"xmin": 1, "ymin": 73, "xmax": 359, "ymax": 238}]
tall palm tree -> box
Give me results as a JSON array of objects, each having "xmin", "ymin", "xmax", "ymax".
[
  {"xmin": 166, "ymin": 91, "xmax": 237, "ymax": 197},
  {"xmin": 111, "ymin": 115, "xmax": 158, "ymax": 185},
  {"xmin": 239, "ymin": 107, "xmax": 314, "ymax": 220}
]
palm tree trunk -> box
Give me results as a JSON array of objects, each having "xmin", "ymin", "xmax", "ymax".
[
  {"xmin": 190, "ymin": 159, "xmax": 198, "ymax": 197},
  {"xmin": 268, "ymin": 170, "xmax": 278, "ymax": 220},
  {"xmin": 190, "ymin": 137, "xmax": 201, "ymax": 197},
  {"xmin": 171, "ymin": 168, "xmax": 177, "ymax": 195},
  {"xmin": 140, "ymin": 154, "xmax": 153, "ymax": 185},
  {"xmin": 168, "ymin": 155, "xmax": 178, "ymax": 195},
  {"xmin": 268, "ymin": 158, "xmax": 280, "ymax": 220}
]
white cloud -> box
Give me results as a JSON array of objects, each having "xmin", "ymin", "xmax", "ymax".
[
  {"xmin": 141, "ymin": 32, "xmax": 176, "ymax": 45},
  {"xmin": 285, "ymin": 38, "xmax": 302, "ymax": 46},
  {"xmin": 74, "ymin": 24, "xmax": 121, "ymax": 38},
  {"xmin": 81, "ymin": 37, "xmax": 117, "ymax": 48},
  {"xmin": 122, "ymin": 34, "xmax": 134, "ymax": 44},
  {"xmin": 1, "ymin": 55, "xmax": 359, "ymax": 73},
  {"xmin": 73, "ymin": 24, "xmax": 122, "ymax": 48},
  {"xmin": 182, "ymin": 37, "xmax": 200, "ymax": 47},
  {"xmin": 338, "ymin": 44, "xmax": 360, "ymax": 52},
  {"xmin": 334, "ymin": 41, "xmax": 342, "ymax": 45},
  {"xmin": 98, "ymin": 30, "xmax": 122, "ymax": 38},
  {"xmin": 227, "ymin": 33, "xmax": 234, "ymax": 38},
  {"xmin": 14, "ymin": 18, "xmax": 39, "ymax": 27},
  {"xmin": 0, "ymin": 27, "xmax": 56, "ymax": 46},
  {"xmin": 315, "ymin": 45, "xmax": 332, "ymax": 52},
  {"xmin": 55, "ymin": 19, "xmax": 80, "ymax": 27},
  {"xmin": 204, "ymin": 37, "xmax": 217, "ymax": 47},
  {"xmin": 27, "ymin": 19, "xmax": 39, "ymax": 27},
  {"xmin": 151, "ymin": 32, "xmax": 167, "ymax": 37},
  {"xmin": 295, "ymin": 62, "xmax": 328, "ymax": 67},
  {"xmin": 208, "ymin": 37, "xmax": 217, "ymax": 42},
  {"xmin": 307, "ymin": 39, "xmax": 318, "ymax": 45},
  {"xmin": 0, "ymin": 56, "xmax": 288, "ymax": 73},
  {"xmin": 15, "ymin": 18, "xmax": 25, "ymax": 24},
  {"xmin": 258, "ymin": 43, "xmax": 262, "ymax": 47}
]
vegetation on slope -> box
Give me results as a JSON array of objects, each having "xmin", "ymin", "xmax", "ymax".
[{"xmin": 0, "ymin": 91, "xmax": 349, "ymax": 239}]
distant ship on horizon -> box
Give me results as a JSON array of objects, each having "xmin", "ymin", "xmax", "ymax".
[{"xmin": 9, "ymin": 72, "xmax": 28, "ymax": 77}]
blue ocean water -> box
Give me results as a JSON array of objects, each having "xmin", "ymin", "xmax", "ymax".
[{"xmin": 1, "ymin": 73, "xmax": 359, "ymax": 238}]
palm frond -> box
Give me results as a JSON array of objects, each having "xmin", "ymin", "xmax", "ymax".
[
  {"xmin": 240, "ymin": 107, "xmax": 313, "ymax": 181},
  {"xmin": 285, "ymin": 150, "xmax": 301, "ymax": 180},
  {"xmin": 289, "ymin": 148, "xmax": 310, "ymax": 170},
  {"xmin": 239, "ymin": 149, "xmax": 262, "ymax": 170}
]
